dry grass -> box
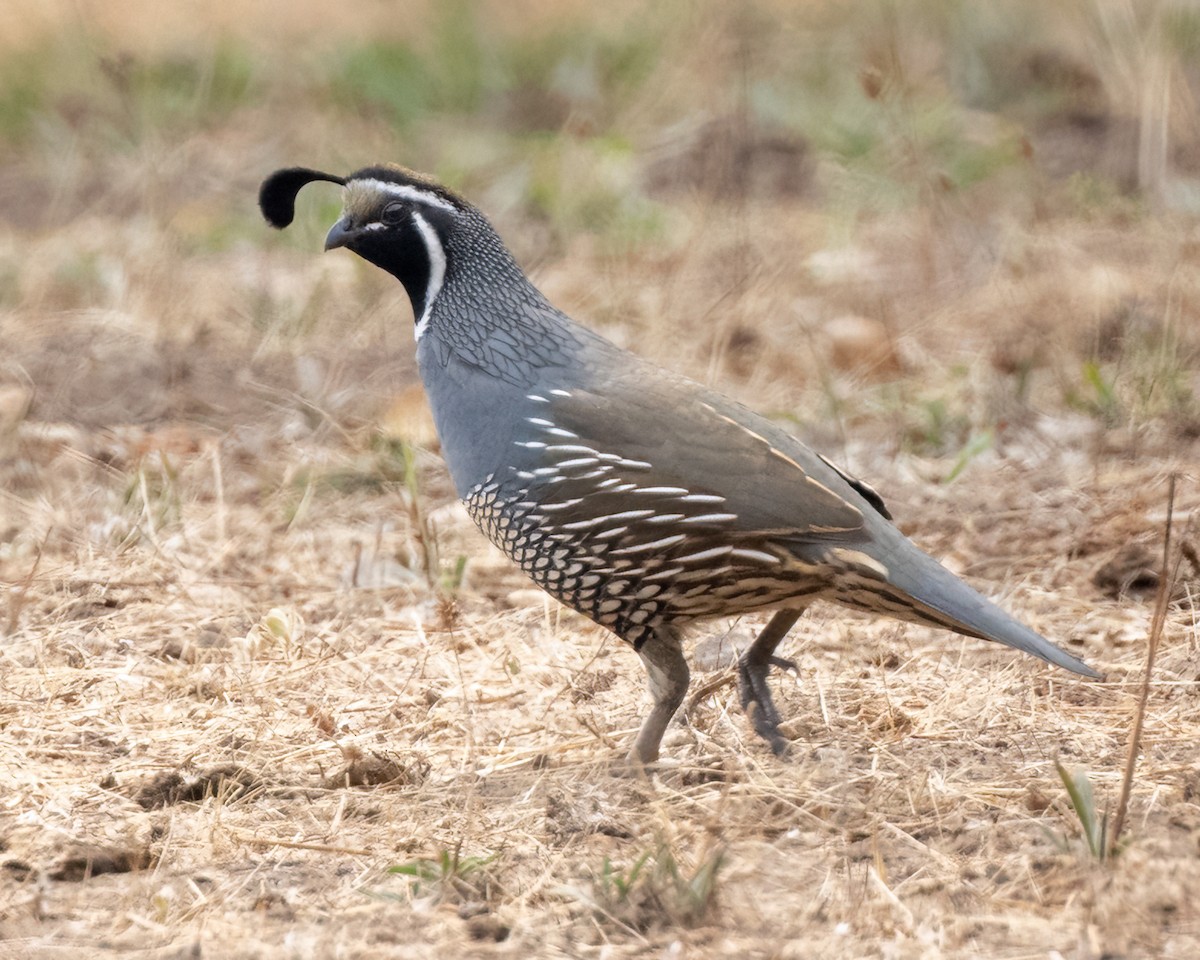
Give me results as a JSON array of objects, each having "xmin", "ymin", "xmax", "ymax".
[
  {"xmin": 3, "ymin": 1, "xmax": 1200, "ymax": 957},
  {"xmin": 2, "ymin": 441, "xmax": 1197, "ymax": 957}
]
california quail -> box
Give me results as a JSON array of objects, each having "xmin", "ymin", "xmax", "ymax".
[{"xmin": 259, "ymin": 163, "xmax": 1102, "ymax": 763}]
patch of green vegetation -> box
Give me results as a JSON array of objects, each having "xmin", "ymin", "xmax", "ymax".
[
  {"xmin": 290, "ymin": 464, "xmax": 388, "ymax": 497},
  {"xmin": 502, "ymin": 18, "xmax": 662, "ymax": 129},
  {"xmin": 1071, "ymin": 359, "xmax": 1122, "ymax": 427},
  {"xmin": 0, "ymin": 32, "xmax": 106, "ymax": 146},
  {"xmin": 0, "ymin": 259, "xmax": 19, "ymax": 308},
  {"xmin": 1063, "ymin": 173, "xmax": 1143, "ymax": 221},
  {"xmin": 825, "ymin": 95, "xmax": 1026, "ymax": 215},
  {"xmin": 285, "ymin": 437, "xmax": 414, "ymax": 500},
  {"xmin": 324, "ymin": 4, "xmax": 669, "ymax": 248},
  {"xmin": 1066, "ymin": 318, "xmax": 1200, "ymax": 435},
  {"xmin": 172, "ymin": 208, "xmax": 272, "ymax": 255},
  {"xmin": 867, "ymin": 371, "xmax": 1009, "ymax": 476},
  {"xmin": 332, "ymin": 42, "xmax": 448, "ymax": 129},
  {"xmin": 121, "ymin": 454, "xmax": 182, "ymax": 542},
  {"xmin": 738, "ymin": 4, "xmax": 1038, "ymax": 219},
  {"xmin": 515, "ymin": 135, "xmax": 665, "ymax": 251},
  {"xmin": 102, "ymin": 40, "xmax": 256, "ymax": 141},
  {"xmin": 0, "ymin": 47, "xmax": 50, "ymax": 144},
  {"xmin": 146, "ymin": 43, "xmax": 252, "ymax": 120},
  {"xmin": 1049, "ymin": 761, "xmax": 1124, "ymax": 862},
  {"xmin": 558, "ymin": 841, "xmax": 724, "ymax": 932},
  {"xmin": 385, "ymin": 845, "xmax": 500, "ymax": 904},
  {"xmin": 1163, "ymin": 3, "xmax": 1200, "ymax": 56},
  {"xmin": 329, "ymin": 2, "xmax": 662, "ymax": 135},
  {"xmin": 0, "ymin": 34, "xmax": 257, "ymax": 149},
  {"xmin": 943, "ymin": 428, "xmax": 994, "ymax": 483},
  {"xmin": 902, "ymin": 393, "xmax": 973, "ymax": 457},
  {"xmin": 327, "ymin": 0, "xmax": 497, "ymax": 129},
  {"xmin": 1124, "ymin": 323, "xmax": 1200, "ymax": 435},
  {"xmin": 945, "ymin": 133, "xmax": 1027, "ymax": 190}
]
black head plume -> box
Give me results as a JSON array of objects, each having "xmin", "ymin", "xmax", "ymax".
[{"xmin": 259, "ymin": 167, "xmax": 347, "ymax": 229}]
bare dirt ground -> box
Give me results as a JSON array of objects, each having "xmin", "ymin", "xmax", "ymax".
[{"xmin": 2, "ymin": 3, "xmax": 1200, "ymax": 958}]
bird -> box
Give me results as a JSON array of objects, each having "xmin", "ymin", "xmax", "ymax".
[{"xmin": 259, "ymin": 163, "xmax": 1102, "ymax": 764}]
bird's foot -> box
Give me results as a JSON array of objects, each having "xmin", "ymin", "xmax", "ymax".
[{"xmin": 737, "ymin": 656, "xmax": 791, "ymax": 756}]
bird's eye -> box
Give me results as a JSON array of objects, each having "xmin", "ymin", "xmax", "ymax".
[{"xmin": 381, "ymin": 201, "xmax": 407, "ymax": 225}]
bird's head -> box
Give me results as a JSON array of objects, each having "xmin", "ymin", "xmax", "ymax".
[{"xmin": 259, "ymin": 163, "xmax": 472, "ymax": 334}]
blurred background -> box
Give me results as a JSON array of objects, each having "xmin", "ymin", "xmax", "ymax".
[{"xmin": 2, "ymin": 0, "xmax": 1198, "ymax": 463}]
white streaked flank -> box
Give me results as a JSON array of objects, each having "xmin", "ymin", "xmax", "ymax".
[
  {"xmin": 730, "ymin": 547, "xmax": 782, "ymax": 565},
  {"xmin": 673, "ymin": 545, "xmax": 733, "ymax": 564},
  {"xmin": 610, "ymin": 534, "xmax": 688, "ymax": 555},
  {"xmin": 545, "ymin": 444, "xmax": 601, "ymax": 456},
  {"xmin": 555, "ymin": 457, "xmax": 601, "ymax": 469},
  {"xmin": 559, "ymin": 510, "xmax": 655, "ymax": 531},
  {"xmin": 537, "ymin": 498, "xmax": 585, "ymax": 512},
  {"xmin": 830, "ymin": 548, "xmax": 890, "ymax": 578}
]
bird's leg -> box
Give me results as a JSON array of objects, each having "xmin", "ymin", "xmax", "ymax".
[
  {"xmin": 629, "ymin": 626, "xmax": 690, "ymax": 765},
  {"xmin": 738, "ymin": 607, "xmax": 805, "ymax": 755}
]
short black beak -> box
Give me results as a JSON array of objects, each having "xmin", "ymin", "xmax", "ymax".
[{"xmin": 324, "ymin": 218, "xmax": 356, "ymax": 251}]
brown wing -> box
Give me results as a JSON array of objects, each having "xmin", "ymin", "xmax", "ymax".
[{"xmin": 534, "ymin": 358, "xmax": 877, "ymax": 544}]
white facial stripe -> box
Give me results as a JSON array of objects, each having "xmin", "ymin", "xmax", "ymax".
[
  {"xmin": 354, "ymin": 178, "xmax": 457, "ymax": 213},
  {"xmin": 409, "ymin": 211, "xmax": 446, "ymax": 341}
]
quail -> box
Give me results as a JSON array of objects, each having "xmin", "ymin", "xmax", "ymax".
[{"xmin": 259, "ymin": 163, "xmax": 1102, "ymax": 763}]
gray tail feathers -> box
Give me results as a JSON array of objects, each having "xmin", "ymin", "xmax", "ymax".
[{"xmin": 878, "ymin": 540, "xmax": 1103, "ymax": 680}]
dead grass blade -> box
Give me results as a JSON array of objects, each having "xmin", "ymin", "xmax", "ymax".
[
  {"xmin": 222, "ymin": 829, "xmax": 374, "ymax": 857},
  {"xmin": 1109, "ymin": 473, "xmax": 1180, "ymax": 856},
  {"xmin": 4, "ymin": 534, "xmax": 45, "ymax": 636}
]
